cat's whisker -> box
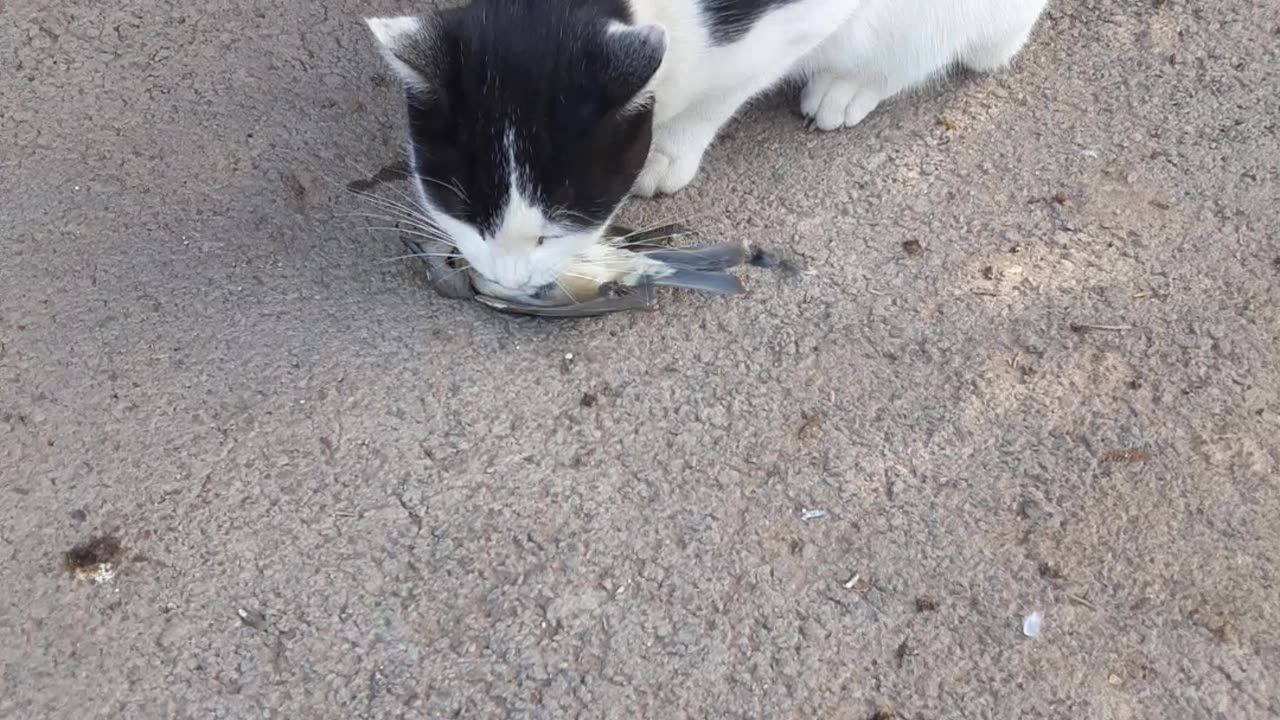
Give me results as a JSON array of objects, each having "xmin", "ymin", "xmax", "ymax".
[
  {"xmin": 343, "ymin": 181, "xmax": 435, "ymax": 220},
  {"xmin": 350, "ymin": 190, "xmax": 438, "ymax": 228},
  {"xmin": 607, "ymin": 234, "xmax": 690, "ymax": 249},
  {"xmin": 320, "ymin": 164, "xmax": 433, "ymax": 226},
  {"xmin": 342, "ymin": 211, "xmax": 442, "ymax": 232},
  {"xmin": 603, "ymin": 219, "xmax": 709, "ymax": 247},
  {"xmin": 551, "ymin": 207, "xmax": 600, "ymax": 227},
  {"xmin": 552, "ymin": 277, "xmax": 582, "ymax": 305},
  {"xmin": 417, "ymin": 174, "xmax": 469, "ymax": 203},
  {"xmin": 557, "ymin": 271, "xmax": 607, "ymax": 282},
  {"xmin": 434, "ymin": 262, "xmax": 474, "ymax": 285},
  {"xmin": 568, "ymin": 256, "xmax": 651, "ymax": 269},
  {"xmin": 342, "ymin": 204, "xmax": 445, "ymax": 233},
  {"xmin": 377, "ymin": 252, "xmax": 464, "ymax": 265},
  {"xmin": 360, "ymin": 225, "xmax": 457, "ymax": 245}
]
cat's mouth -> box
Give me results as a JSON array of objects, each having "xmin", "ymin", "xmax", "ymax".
[{"xmin": 468, "ymin": 274, "xmax": 562, "ymax": 305}]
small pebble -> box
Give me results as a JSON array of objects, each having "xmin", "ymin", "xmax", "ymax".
[
  {"xmin": 237, "ymin": 608, "xmax": 270, "ymax": 632},
  {"xmin": 1023, "ymin": 610, "xmax": 1044, "ymax": 637}
]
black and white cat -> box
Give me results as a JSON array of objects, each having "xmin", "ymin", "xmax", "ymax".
[{"xmin": 366, "ymin": 0, "xmax": 1050, "ymax": 296}]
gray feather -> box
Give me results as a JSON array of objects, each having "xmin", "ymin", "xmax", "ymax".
[
  {"xmin": 650, "ymin": 269, "xmax": 746, "ymax": 295},
  {"xmin": 639, "ymin": 243, "xmax": 748, "ymax": 272}
]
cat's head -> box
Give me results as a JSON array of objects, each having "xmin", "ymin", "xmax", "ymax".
[{"xmin": 365, "ymin": 5, "xmax": 667, "ymax": 296}]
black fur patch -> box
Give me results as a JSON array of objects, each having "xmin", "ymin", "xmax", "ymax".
[
  {"xmin": 388, "ymin": 0, "xmax": 661, "ymax": 236},
  {"xmin": 700, "ymin": 0, "xmax": 803, "ymax": 45}
]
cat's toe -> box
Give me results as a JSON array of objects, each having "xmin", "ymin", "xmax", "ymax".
[
  {"xmin": 657, "ymin": 154, "xmax": 699, "ymax": 194},
  {"xmin": 632, "ymin": 151, "xmax": 671, "ymax": 198},
  {"xmin": 799, "ymin": 74, "xmax": 833, "ymax": 119},
  {"xmin": 800, "ymin": 76, "xmax": 882, "ymax": 131},
  {"xmin": 632, "ymin": 148, "xmax": 699, "ymax": 197}
]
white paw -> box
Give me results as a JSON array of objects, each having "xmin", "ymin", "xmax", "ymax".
[
  {"xmin": 632, "ymin": 145, "xmax": 701, "ymax": 197},
  {"xmin": 800, "ymin": 74, "xmax": 883, "ymax": 131}
]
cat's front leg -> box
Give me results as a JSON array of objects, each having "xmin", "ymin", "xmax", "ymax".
[
  {"xmin": 632, "ymin": 116, "xmax": 719, "ymax": 197},
  {"xmin": 632, "ymin": 87, "xmax": 756, "ymax": 197}
]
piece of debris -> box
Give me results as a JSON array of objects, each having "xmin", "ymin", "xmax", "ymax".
[
  {"xmin": 797, "ymin": 412, "xmax": 823, "ymax": 440},
  {"xmin": 871, "ymin": 708, "xmax": 898, "ymax": 720},
  {"xmin": 801, "ymin": 509, "xmax": 828, "ymax": 521},
  {"xmin": 936, "ymin": 116, "xmax": 958, "ymax": 131},
  {"xmin": 237, "ymin": 607, "xmax": 270, "ymax": 632},
  {"xmin": 1037, "ymin": 561, "xmax": 1065, "ymax": 580},
  {"xmin": 1053, "ymin": 191, "xmax": 1069, "ymax": 204},
  {"xmin": 1107, "ymin": 673, "xmax": 1125, "ymax": 688},
  {"xmin": 1209, "ymin": 618, "xmax": 1235, "ymax": 644},
  {"xmin": 579, "ymin": 392, "xmax": 598, "ymax": 408},
  {"xmin": 915, "ymin": 596, "xmax": 940, "ymax": 612},
  {"xmin": 1022, "ymin": 610, "xmax": 1044, "ymax": 637},
  {"xmin": 1069, "ymin": 322, "xmax": 1134, "ymax": 333},
  {"xmin": 843, "ymin": 573, "xmax": 873, "ymax": 594},
  {"xmin": 749, "ymin": 247, "xmax": 780, "ymax": 268},
  {"xmin": 895, "ymin": 639, "xmax": 913, "ymax": 667},
  {"xmin": 1068, "ymin": 594, "xmax": 1099, "ymax": 611},
  {"xmin": 902, "ymin": 239, "xmax": 923, "ymax": 257},
  {"xmin": 1102, "ymin": 448, "xmax": 1152, "ymax": 464},
  {"xmin": 63, "ymin": 535, "xmax": 124, "ymax": 584}
]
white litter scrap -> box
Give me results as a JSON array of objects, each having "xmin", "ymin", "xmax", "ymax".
[
  {"xmin": 801, "ymin": 509, "xmax": 828, "ymax": 520},
  {"xmin": 1022, "ymin": 610, "xmax": 1044, "ymax": 637},
  {"xmin": 77, "ymin": 563, "xmax": 117, "ymax": 585}
]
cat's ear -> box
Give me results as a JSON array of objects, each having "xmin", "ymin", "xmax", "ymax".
[
  {"xmin": 365, "ymin": 16, "xmax": 450, "ymax": 92},
  {"xmin": 602, "ymin": 23, "xmax": 668, "ymax": 108}
]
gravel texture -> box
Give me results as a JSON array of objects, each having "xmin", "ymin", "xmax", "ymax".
[{"xmin": 2, "ymin": 0, "xmax": 1278, "ymax": 718}]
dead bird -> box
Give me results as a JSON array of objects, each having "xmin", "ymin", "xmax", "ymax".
[{"xmin": 403, "ymin": 223, "xmax": 748, "ymax": 317}]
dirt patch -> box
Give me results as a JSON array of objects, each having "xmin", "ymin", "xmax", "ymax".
[{"xmin": 63, "ymin": 535, "xmax": 123, "ymax": 584}]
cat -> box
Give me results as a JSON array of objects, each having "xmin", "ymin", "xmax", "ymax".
[{"xmin": 365, "ymin": 0, "xmax": 1050, "ymax": 296}]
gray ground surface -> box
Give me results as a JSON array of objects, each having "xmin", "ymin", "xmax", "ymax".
[{"xmin": 3, "ymin": 0, "xmax": 1278, "ymax": 718}]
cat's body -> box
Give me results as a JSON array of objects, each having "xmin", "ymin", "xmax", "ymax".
[{"xmin": 367, "ymin": 0, "xmax": 1050, "ymax": 297}]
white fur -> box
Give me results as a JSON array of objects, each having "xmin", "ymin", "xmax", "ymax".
[{"xmin": 631, "ymin": 0, "xmax": 1050, "ymax": 195}]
